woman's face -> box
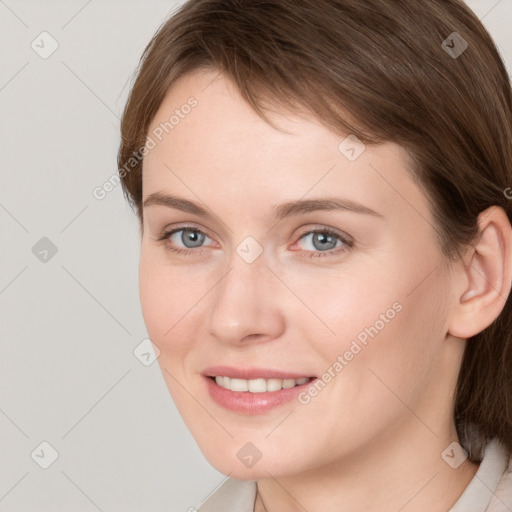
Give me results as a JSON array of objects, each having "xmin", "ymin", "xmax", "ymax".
[{"xmin": 139, "ymin": 69, "xmax": 463, "ymax": 479}]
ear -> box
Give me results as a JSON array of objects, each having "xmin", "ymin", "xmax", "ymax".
[{"xmin": 448, "ymin": 206, "xmax": 512, "ymax": 339}]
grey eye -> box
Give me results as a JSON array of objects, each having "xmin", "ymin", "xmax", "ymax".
[
  {"xmin": 179, "ymin": 228, "xmax": 206, "ymax": 248},
  {"xmin": 300, "ymin": 231, "xmax": 342, "ymax": 252},
  {"xmin": 312, "ymin": 232, "xmax": 338, "ymax": 251}
]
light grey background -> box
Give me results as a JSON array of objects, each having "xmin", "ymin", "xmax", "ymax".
[{"xmin": 0, "ymin": 1, "xmax": 511, "ymax": 511}]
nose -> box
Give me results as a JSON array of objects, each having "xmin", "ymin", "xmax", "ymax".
[{"xmin": 207, "ymin": 252, "xmax": 285, "ymax": 346}]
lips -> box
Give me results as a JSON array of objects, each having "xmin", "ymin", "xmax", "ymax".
[
  {"xmin": 202, "ymin": 365, "xmax": 316, "ymax": 380},
  {"xmin": 201, "ymin": 365, "xmax": 318, "ymax": 414}
]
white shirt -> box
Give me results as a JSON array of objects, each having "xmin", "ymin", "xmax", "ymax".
[{"xmin": 198, "ymin": 438, "xmax": 512, "ymax": 511}]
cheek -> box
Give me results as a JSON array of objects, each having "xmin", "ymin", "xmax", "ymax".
[
  {"xmin": 282, "ymin": 261, "xmax": 401, "ymax": 356},
  {"xmin": 290, "ymin": 281, "xmax": 446, "ymax": 462},
  {"xmin": 139, "ymin": 252, "xmax": 171, "ymax": 341},
  {"xmin": 138, "ymin": 249, "xmax": 202, "ymax": 353},
  {"xmin": 338, "ymin": 274, "xmax": 447, "ymax": 413},
  {"xmin": 138, "ymin": 250, "xmax": 203, "ymax": 410},
  {"xmin": 293, "ymin": 258, "xmax": 447, "ymax": 407}
]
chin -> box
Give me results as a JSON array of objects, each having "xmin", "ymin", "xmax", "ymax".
[{"xmin": 200, "ymin": 442, "xmax": 298, "ymax": 481}]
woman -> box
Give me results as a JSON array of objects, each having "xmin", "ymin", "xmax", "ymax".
[{"xmin": 117, "ymin": 0, "xmax": 512, "ymax": 510}]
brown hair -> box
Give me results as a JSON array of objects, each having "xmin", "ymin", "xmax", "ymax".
[{"xmin": 117, "ymin": 0, "xmax": 512, "ymax": 462}]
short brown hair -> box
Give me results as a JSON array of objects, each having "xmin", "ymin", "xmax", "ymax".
[{"xmin": 117, "ymin": 0, "xmax": 512, "ymax": 462}]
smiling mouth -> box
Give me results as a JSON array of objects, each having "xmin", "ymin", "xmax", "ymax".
[{"xmin": 209, "ymin": 376, "xmax": 315, "ymax": 393}]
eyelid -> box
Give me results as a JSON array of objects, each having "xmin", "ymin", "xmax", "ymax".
[
  {"xmin": 157, "ymin": 223, "xmax": 215, "ymax": 243},
  {"xmin": 294, "ymin": 224, "xmax": 353, "ymax": 244}
]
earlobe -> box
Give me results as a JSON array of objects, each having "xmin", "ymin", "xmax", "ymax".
[{"xmin": 448, "ymin": 206, "xmax": 512, "ymax": 339}]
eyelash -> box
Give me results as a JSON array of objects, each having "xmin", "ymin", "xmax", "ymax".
[{"xmin": 157, "ymin": 224, "xmax": 353, "ymax": 259}]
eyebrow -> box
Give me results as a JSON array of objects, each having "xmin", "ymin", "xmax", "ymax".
[{"xmin": 143, "ymin": 192, "xmax": 384, "ymax": 220}]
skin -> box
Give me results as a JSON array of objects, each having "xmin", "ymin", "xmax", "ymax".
[{"xmin": 138, "ymin": 68, "xmax": 512, "ymax": 511}]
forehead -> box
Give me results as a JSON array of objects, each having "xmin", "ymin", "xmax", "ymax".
[
  {"xmin": 142, "ymin": 69, "xmax": 431, "ymax": 227},
  {"xmin": 144, "ymin": 69, "xmax": 342, "ymax": 167}
]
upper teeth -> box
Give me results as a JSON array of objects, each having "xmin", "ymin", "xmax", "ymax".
[{"xmin": 214, "ymin": 376, "xmax": 311, "ymax": 393}]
